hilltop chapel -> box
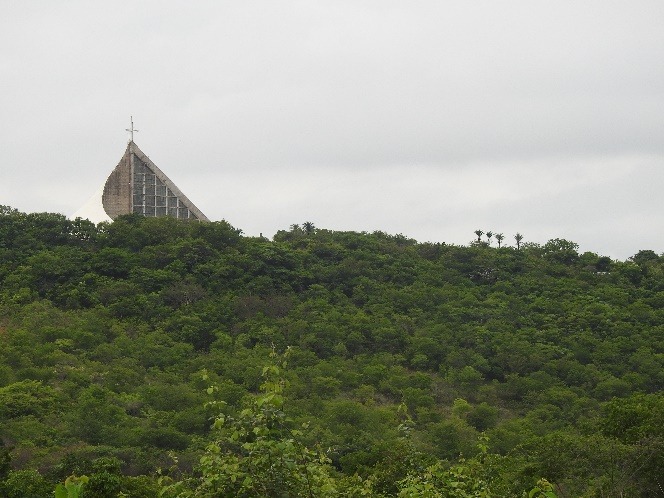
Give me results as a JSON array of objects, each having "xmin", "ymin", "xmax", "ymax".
[{"xmin": 73, "ymin": 119, "xmax": 209, "ymax": 224}]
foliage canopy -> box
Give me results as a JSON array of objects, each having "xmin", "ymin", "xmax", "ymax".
[{"xmin": 0, "ymin": 207, "xmax": 662, "ymax": 496}]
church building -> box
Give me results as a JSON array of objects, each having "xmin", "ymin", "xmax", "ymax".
[{"xmin": 73, "ymin": 120, "xmax": 209, "ymax": 224}]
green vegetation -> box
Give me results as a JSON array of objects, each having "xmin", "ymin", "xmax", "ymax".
[{"xmin": 0, "ymin": 205, "xmax": 662, "ymax": 496}]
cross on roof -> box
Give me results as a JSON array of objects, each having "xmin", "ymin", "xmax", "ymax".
[{"xmin": 125, "ymin": 116, "xmax": 138, "ymax": 142}]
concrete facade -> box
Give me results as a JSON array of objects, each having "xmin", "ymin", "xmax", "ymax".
[{"xmin": 102, "ymin": 146, "xmax": 133, "ymax": 219}]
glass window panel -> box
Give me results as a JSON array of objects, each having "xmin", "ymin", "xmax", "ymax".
[
  {"xmin": 168, "ymin": 207, "xmax": 178, "ymax": 217},
  {"xmin": 168, "ymin": 197, "xmax": 178, "ymax": 207},
  {"xmin": 156, "ymin": 196, "xmax": 166, "ymax": 207},
  {"xmin": 155, "ymin": 207, "xmax": 167, "ymax": 216},
  {"xmin": 156, "ymin": 185, "xmax": 167, "ymax": 196},
  {"xmin": 178, "ymin": 207, "xmax": 188, "ymax": 218}
]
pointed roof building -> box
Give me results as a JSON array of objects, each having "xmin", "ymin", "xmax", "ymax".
[{"xmin": 74, "ymin": 141, "xmax": 209, "ymax": 224}]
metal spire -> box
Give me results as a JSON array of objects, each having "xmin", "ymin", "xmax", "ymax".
[{"xmin": 125, "ymin": 116, "xmax": 138, "ymax": 142}]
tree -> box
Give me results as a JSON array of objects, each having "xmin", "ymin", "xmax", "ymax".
[
  {"xmin": 514, "ymin": 233, "xmax": 524, "ymax": 250},
  {"xmin": 54, "ymin": 475, "xmax": 89, "ymax": 498},
  {"xmin": 0, "ymin": 380, "xmax": 56, "ymax": 418},
  {"xmin": 69, "ymin": 386, "xmax": 125, "ymax": 445},
  {"xmin": 160, "ymin": 350, "xmax": 340, "ymax": 497},
  {"xmin": 1, "ymin": 469, "xmax": 51, "ymax": 498},
  {"xmin": 302, "ymin": 221, "xmax": 316, "ymax": 235},
  {"xmin": 495, "ymin": 233, "xmax": 504, "ymax": 248},
  {"xmin": 486, "ymin": 231, "xmax": 493, "ymax": 246},
  {"xmin": 0, "ymin": 441, "xmax": 11, "ymax": 482},
  {"xmin": 542, "ymin": 239, "xmax": 579, "ymax": 265},
  {"xmin": 630, "ymin": 250, "xmax": 659, "ymax": 266},
  {"xmin": 474, "ymin": 230, "xmax": 484, "ymax": 243},
  {"xmin": 396, "ymin": 435, "xmax": 510, "ymax": 497}
]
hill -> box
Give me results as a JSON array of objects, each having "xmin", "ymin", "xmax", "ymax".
[{"xmin": 0, "ymin": 206, "xmax": 662, "ymax": 496}]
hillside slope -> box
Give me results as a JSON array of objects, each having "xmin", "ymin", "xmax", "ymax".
[{"xmin": 0, "ymin": 206, "xmax": 662, "ymax": 496}]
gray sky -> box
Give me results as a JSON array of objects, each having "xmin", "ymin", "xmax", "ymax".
[{"xmin": 2, "ymin": 1, "xmax": 663, "ymax": 260}]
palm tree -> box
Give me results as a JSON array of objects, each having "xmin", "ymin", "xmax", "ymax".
[
  {"xmin": 290, "ymin": 224, "xmax": 301, "ymax": 233},
  {"xmin": 474, "ymin": 230, "xmax": 484, "ymax": 243},
  {"xmin": 515, "ymin": 233, "xmax": 523, "ymax": 250},
  {"xmin": 495, "ymin": 233, "xmax": 504, "ymax": 248},
  {"xmin": 302, "ymin": 221, "xmax": 316, "ymax": 235},
  {"xmin": 486, "ymin": 231, "xmax": 493, "ymax": 245}
]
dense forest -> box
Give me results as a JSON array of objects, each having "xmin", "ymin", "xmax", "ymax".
[{"xmin": 0, "ymin": 205, "xmax": 662, "ymax": 497}]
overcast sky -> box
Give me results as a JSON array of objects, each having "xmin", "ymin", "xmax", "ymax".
[{"xmin": 1, "ymin": 1, "xmax": 663, "ymax": 260}]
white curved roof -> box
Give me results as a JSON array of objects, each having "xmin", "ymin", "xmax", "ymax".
[{"xmin": 71, "ymin": 183, "xmax": 112, "ymax": 224}]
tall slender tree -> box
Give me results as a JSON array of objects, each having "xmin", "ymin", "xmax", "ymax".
[
  {"xmin": 515, "ymin": 232, "xmax": 524, "ymax": 250},
  {"xmin": 495, "ymin": 233, "xmax": 504, "ymax": 248},
  {"xmin": 302, "ymin": 221, "xmax": 316, "ymax": 235},
  {"xmin": 474, "ymin": 230, "xmax": 484, "ymax": 243},
  {"xmin": 486, "ymin": 231, "xmax": 493, "ymax": 245}
]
